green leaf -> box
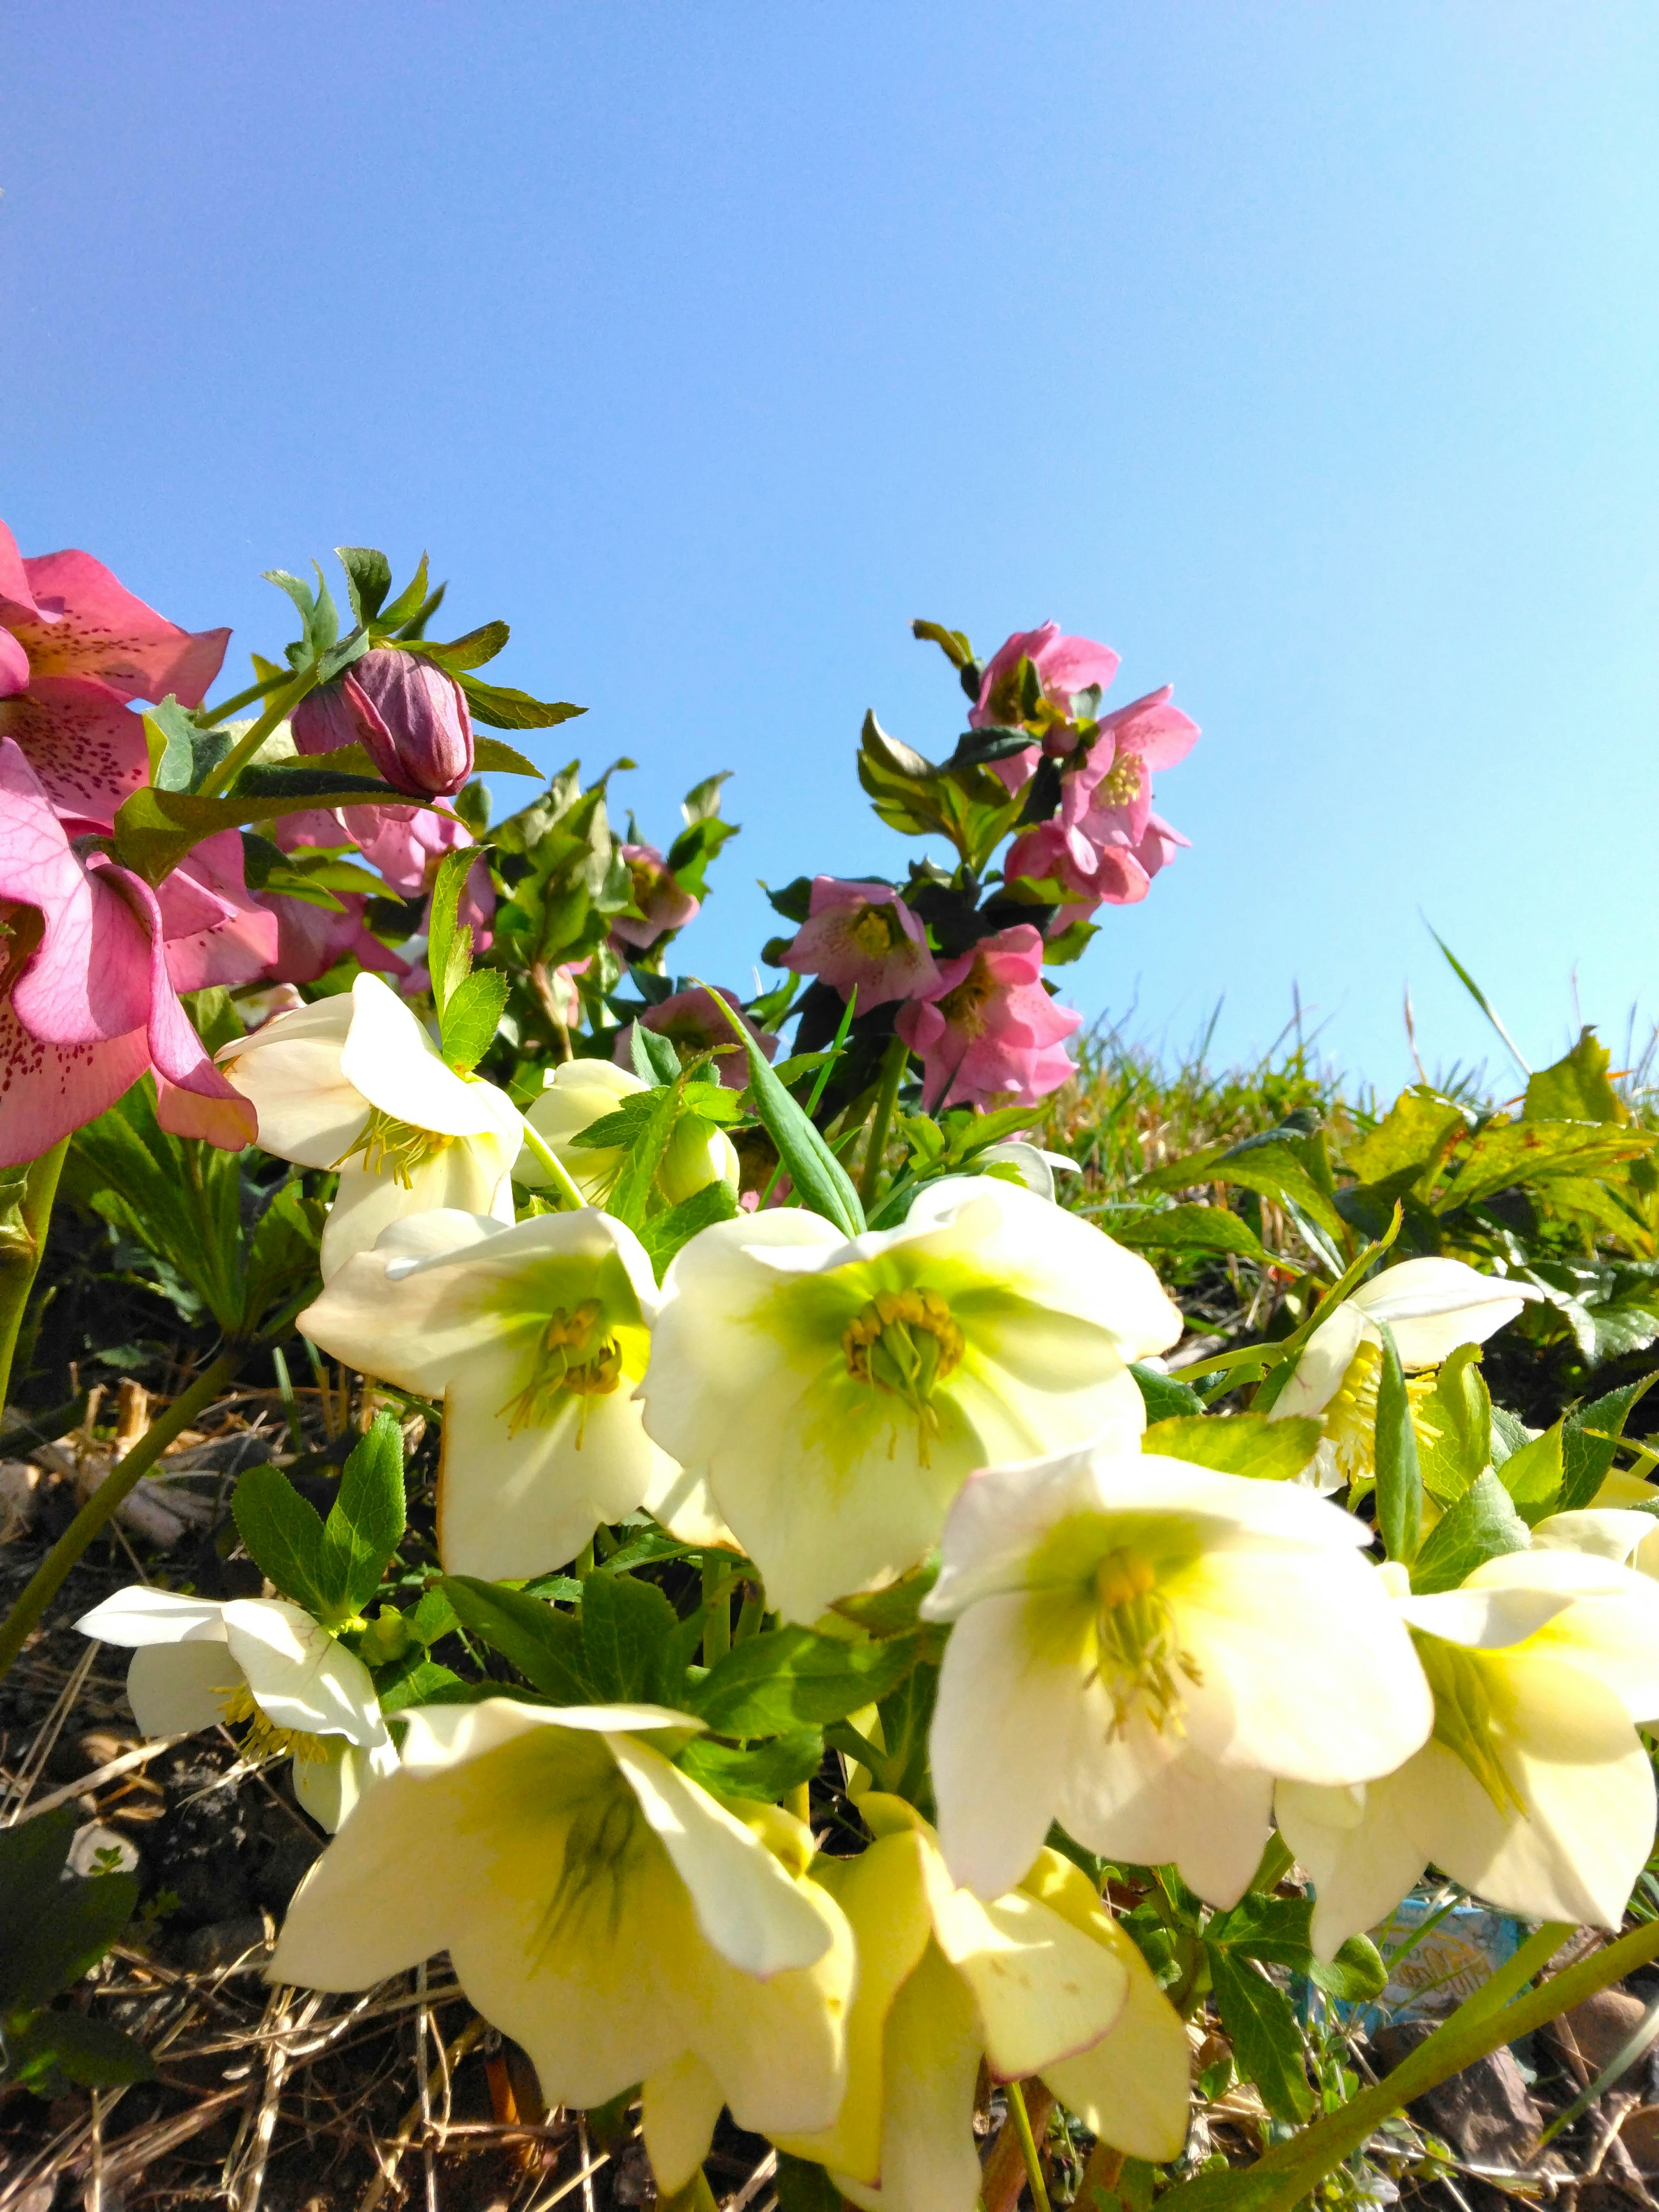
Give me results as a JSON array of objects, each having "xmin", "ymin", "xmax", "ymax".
[
  {"xmin": 1414, "ymin": 1344, "xmax": 1493, "ymax": 1504},
  {"xmin": 472, "ymin": 734, "xmax": 544, "ymax": 778},
  {"xmin": 1109, "ymin": 1204, "xmax": 1269, "ymax": 1263},
  {"xmin": 418, "ymin": 621, "xmax": 510, "ymax": 672},
  {"xmin": 375, "ymin": 553, "xmax": 432, "ymax": 631},
  {"xmin": 440, "ymin": 967, "xmax": 509, "ymax": 1073},
  {"xmin": 0, "ymin": 1851, "xmax": 139, "ymax": 2011},
  {"xmin": 1309, "ymin": 1933, "xmax": 1389, "ymax": 2004},
  {"xmin": 1373, "ymin": 1323, "xmax": 1423, "ymax": 1564},
  {"xmin": 1341, "ymin": 1087, "xmax": 1468, "ymax": 1196},
  {"xmin": 1139, "ymin": 1138, "xmax": 1348, "ymax": 1246},
  {"xmin": 377, "ymin": 1657, "xmax": 466, "ymax": 1716},
  {"xmin": 830, "ymin": 1558, "xmax": 940, "ymax": 1638},
  {"xmin": 909, "ymin": 618, "xmax": 975, "ymax": 670},
  {"xmin": 1144, "ymin": 1413, "xmax": 1322, "ymax": 1482},
  {"xmin": 607, "ymin": 1081, "xmax": 684, "ymax": 1231},
  {"xmin": 682, "ymin": 771, "xmax": 732, "ymax": 823},
  {"xmin": 1525, "ymin": 1028, "xmax": 1626, "ymax": 1126},
  {"xmin": 676, "ymin": 1728, "xmax": 823, "ymax": 1800},
  {"xmin": 579, "ymin": 1573, "xmax": 680, "ymax": 1703},
  {"xmin": 0, "ymin": 1812, "xmax": 75, "ymax": 1999},
  {"xmin": 1208, "ymin": 1948, "xmax": 1314, "ymax": 2123},
  {"xmin": 638, "ymin": 1179, "xmax": 741, "ymax": 1281},
  {"xmin": 1435, "ymin": 1119, "xmax": 1657, "ymax": 1214},
  {"xmin": 316, "ymin": 1410, "xmax": 406, "ymax": 1624},
  {"xmin": 427, "ymin": 845, "xmax": 481, "ymax": 1020},
  {"xmin": 1410, "ymin": 1471, "xmax": 1531, "ymax": 1594},
  {"xmin": 1205, "ymin": 1891, "xmax": 1316, "ymax": 1970},
  {"xmin": 456, "ymin": 673, "xmax": 586, "ymax": 730},
  {"xmin": 704, "ymin": 988, "xmax": 865, "ymax": 1237},
  {"xmin": 1495, "ymin": 1418, "xmax": 1564, "ymax": 1521},
  {"xmin": 337, "ymin": 545, "xmax": 393, "ymax": 625},
  {"xmin": 6, "ymin": 2005, "xmax": 156, "ymax": 2092},
  {"xmin": 631, "ymin": 1024, "xmax": 683, "ymax": 1084},
  {"xmin": 408, "ymin": 1586, "xmax": 461, "ymax": 1645},
  {"xmin": 1129, "ymin": 1362, "xmax": 1206, "ymax": 1421},
  {"xmin": 232, "ymin": 1465, "xmax": 331, "ymax": 1617},
  {"xmin": 775, "ymin": 2149, "xmax": 849, "ymax": 2212},
  {"xmin": 1560, "ymin": 1373, "xmax": 1659, "ymax": 1512},
  {"xmin": 439, "ymin": 1576, "xmax": 592, "ymax": 1701},
  {"xmin": 688, "ymin": 1628, "xmax": 924, "ymax": 1738}
]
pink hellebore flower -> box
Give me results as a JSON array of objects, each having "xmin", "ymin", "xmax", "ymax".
[
  {"xmin": 896, "ymin": 924, "xmax": 1081, "ymax": 1112},
  {"xmin": 0, "ymin": 518, "xmax": 229, "ymax": 825},
  {"xmin": 274, "ymin": 804, "xmax": 493, "ymax": 967},
  {"xmin": 1076, "ymin": 685, "xmax": 1200, "ymax": 845},
  {"xmin": 968, "ymin": 623, "xmax": 1121, "ymax": 733},
  {"xmin": 613, "ymin": 987, "xmax": 777, "ymax": 1091},
  {"xmin": 292, "ymin": 648, "xmax": 473, "ymax": 800},
  {"xmin": 610, "ymin": 844, "xmax": 699, "ymax": 953},
  {"xmin": 0, "ymin": 741, "xmax": 257, "ymax": 1167},
  {"xmin": 781, "ymin": 877, "xmax": 940, "ymax": 1008}
]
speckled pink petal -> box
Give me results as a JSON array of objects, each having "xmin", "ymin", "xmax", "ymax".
[
  {"xmin": 0, "ymin": 521, "xmax": 42, "ymax": 626},
  {"xmin": 0, "ymin": 1001, "xmax": 148, "ymax": 1168},
  {"xmin": 0, "ymin": 676, "xmax": 150, "ymax": 825},
  {"xmin": 99, "ymin": 862, "xmax": 255, "ymax": 1150},
  {"xmin": 0, "ymin": 629, "xmax": 29, "ymax": 699},
  {"xmin": 14, "ymin": 548, "xmax": 229, "ymax": 706},
  {"xmin": 162, "ymin": 829, "xmax": 280, "ymax": 990}
]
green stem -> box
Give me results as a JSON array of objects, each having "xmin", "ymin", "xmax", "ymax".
[
  {"xmin": 515, "ymin": 1115, "xmax": 587, "ymax": 1211},
  {"xmin": 0, "ymin": 1346, "xmax": 245, "ymax": 1683},
  {"xmin": 0, "ymin": 1139, "xmax": 70, "ymax": 1416},
  {"xmin": 858, "ymin": 1035, "xmax": 909, "ymax": 1207},
  {"xmin": 1005, "ymin": 2079, "xmax": 1052, "ymax": 2212},
  {"xmin": 194, "ymin": 679, "xmax": 311, "ymax": 800},
  {"xmin": 195, "ymin": 668, "xmax": 290, "ymax": 729}
]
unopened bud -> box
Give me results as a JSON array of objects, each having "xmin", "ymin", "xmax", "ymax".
[{"xmin": 292, "ymin": 647, "xmax": 474, "ymax": 799}]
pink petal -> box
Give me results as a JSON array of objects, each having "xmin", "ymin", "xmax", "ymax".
[
  {"xmin": 1098, "ymin": 685, "xmax": 1200, "ymax": 771},
  {"xmin": 0, "ymin": 629, "xmax": 29, "ymax": 699},
  {"xmin": 0, "ymin": 521, "xmax": 43, "ymax": 626},
  {"xmin": 15, "ymin": 550, "xmax": 230, "ymax": 706},
  {"xmin": 0, "ymin": 677, "xmax": 150, "ymax": 826},
  {"xmin": 0, "ymin": 1000, "xmax": 148, "ymax": 1168},
  {"xmin": 160, "ymin": 830, "xmax": 280, "ymax": 990},
  {"xmin": 100, "ymin": 863, "xmax": 254, "ymax": 1150}
]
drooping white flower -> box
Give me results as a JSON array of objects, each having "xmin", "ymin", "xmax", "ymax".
[
  {"xmin": 269, "ymin": 1699, "xmax": 855, "ymax": 2193},
  {"xmin": 775, "ymin": 1795, "xmax": 1188, "ymax": 2212},
  {"xmin": 517, "ymin": 1059, "xmax": 738, "ymax": 1207},
  {"xmin": 74, "ymin": 1587, "xmax": 396, "ymax": 1832},
  {"xmin": 639, "ymin": 1176, "xmax": 1182, "ymax": 1623},
  {"xmin": 921, "ymin": 1444, "xmax": 1433, "ymax": 1907},
  {"xmin": 1278, "ymin": 1548, "xmax": 1659, "ymax": 1955},
  {"xmin": 299, "ymin": 1208, "xmax": 731, "ymax": 1580},
  {"xmin": 215, "ymin": 971, "xmax": 524, "ymax": 1279},
  {"xmin": 1271, "ymin": 1258, "xmax": 1541, "ymax": 1494}
]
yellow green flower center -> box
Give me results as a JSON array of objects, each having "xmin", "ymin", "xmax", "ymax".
[
  {"xmin": 217, "ymin": 1678, "xmax": 331, "ymax": 1766},
  {"xmin": 842, "ymin": 1288, "xmax": 965, "ymax": 1463},
  {"xmin": 1090, "ymin": 1547, "xmax": 1201, "ymax": 1736},
  {"xmin": 1322, "ymin": 1342, "xmax": 1439, "ymax": 1490},
  {"xmin": 933, "ymin": 956, "xmax": 994, "ymax": 1040},
  {"xmin": 849, "ymin": 902, "xmax": 904, "ymax": 957},
  {"xmin": 335, "ymin": 1106, "xmax": 455, "ymax": 1189},
  {"xmin": 540, "ymin": 1780, "xmax": 642, "ymax": 1952},
  {"xmin": 1096, "ymin": 749, "xmax": 1144, "ymax": 806},
  {"xmin": 500, "ymin": 1300, "xmax": 624, "ymax": 1437}
]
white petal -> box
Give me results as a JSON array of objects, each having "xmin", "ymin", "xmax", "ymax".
[
  {"xmin": 1352, "ymin": 1256, "xmax": 1538, "ymax": 1368},
  {"xmin": 641, "ymin": 2053, "xmax": 726, "ymax": 2196},
  {"xmin": 292, "ymin": 1736, "xmax": 399, "ymax": 1833},
  {"xmin": 76, "ymin": 1587, "xmax": 228, "ymax": 1646},
  {"xmin": 378, "ymin": 1209, "xmax": 509, "ymax": 1271},
  {"xmin": 930, "ymin": 1592, "xmax": 1088, "ymax": 1900},
  {"xmin": 519, "ymin": 1062, "xmax": 646, "ymax": 1196},
  {"xmin": 607, "ymin": 1732, "xmax": 834, "ymax": 1977},
  {"xmin": 1056, "ymin": 1705, "xmax": 1276, "ymax": 1910},
  {"xmin": 641, "ymin": 1454, "xmax": 741, "ymax": 1552},
  {"xmin": 835, "ymin": 1939, "xmax": 984, "ymax": 2212},
  {"xmin": 222, "ymin": 1600, "xmax": 385, "ymax": 1746},
  {"xmin": 1472, "ymin": 1551, "xmax": 1659, "ymax": 1719},
  {"xmin": 1270, "ymin": 1306, "xmax": 1367, "ymax": 1421},
  {"xmin": 1276, "ymin": 1772, "xmax": 1429, "ymax": 1961},
  {"xmin": 215, "ymin": 993, "xmax": 364, "ymax": 1167},
  {"xmin": 126, "ymin": 1640, "xmax": 238, "ymax": 1735},
  {"xmin": 339, "ymin": 972, "xmax": 522, "ymax": 1139},
  {"xmin": 319, "ymin": 1136, "xmax": 516, "ymax": 1280},
  {"xmin": 1531, "ymin": 1508, "xmax": 1658, "ymax": 1565},
  {"xmin": 1394, "ymin": 1586, "xmax": 1576, "ymax": 1648}
]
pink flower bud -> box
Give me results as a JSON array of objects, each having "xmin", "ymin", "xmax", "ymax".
[{"xmin": 292, "ymin": 648, "xmax": 473, "ymax": 799}]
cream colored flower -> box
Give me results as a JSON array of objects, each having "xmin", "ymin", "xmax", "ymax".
[
  {"xmin": 639, "ymin": 1176, "xmax": 1182, "ymax": 1623},
  {"xmin": 215, "ymin": 971, "xmax": 522, "ymax": 1278},
  {"xmin": 1271, "ymin": 1258, "xmax": 1541, "ymax": 1493},
  {"xmin": 776, "ymin": 1795, "xmax": 1187, "ymax": 2212},
  {"xmin": 517, "ymin": 1059, "xmax": 738, "ymax": 1207},
  {"xmin": 300, "ymin": 1208, "xmax": 730, "ymax": 1579},
  {"xmin": 270, "ymin": 1699, "xmax": 855, "ymax": 2193},
  {"xmin": 74, "ymin": 1587, "xmax": 395, "ymax": 1832},
  {"xmin": 1278, "ymin": 1548, "xmax": 1659, "ymax": 1955},
  {"xmin": 922, "ymin": 1444, "xmax": 1433, "ymax": 1907}
]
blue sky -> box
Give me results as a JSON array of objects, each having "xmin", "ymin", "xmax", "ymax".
[{"xmin": 4, "ymin": 4, "xmax": 1656, "ymax": 1095}]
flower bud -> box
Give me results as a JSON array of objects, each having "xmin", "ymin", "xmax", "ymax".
[{"xmin": 292, "ymin": 647, "xmax": 473, "ymax": 800}]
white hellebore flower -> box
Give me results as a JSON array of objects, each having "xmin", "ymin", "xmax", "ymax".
[
  {"xmin": 1270, "ymin": 1257, "xmax": 1541, "ymax": 1494},
  {"xmin": 639, "ymin": 1177, "xmax": 1182, "ymax": 1624},
  {"xmin": 299, "ymin": 1208, "xmax": 730, "ymax": 1580},
  {"xmin": 1278, "ymin": 1547, "xmax": 1659, "ymax": 1957},
  {"xmin": 776, "ymin": 1795, "xmax": 1187, "ymax": 2212},
  {"xmin": 270, "ymin": 1699, "xmax": 855, "ymax": 2194},
  {"xmin": 74, "ymin": 1588, "xmax": 396, "ymax": 1833},
  {"xmin": 517, "ymin": 1060, "xmax": 738, "ymax": 1207},
  {"xmin": 215, "ymin": 971, "xmax": 524, "ymax": 1280},
  {"xmin": 1536, "ymin": 1478, "xmax": 1659, "ymax": 1582},
  {"xmin": 922, "ymin": 1444, "xmax": 1433, "ymax": 1907}
]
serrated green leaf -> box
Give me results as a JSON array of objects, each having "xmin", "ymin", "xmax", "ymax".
[
  {"xmin": 377, "ymin": 1657, "xmax": 465, "ymax": 1716},
  {"xmin": 702, "ymin": 989, "xmax": 863, "ymax": 1237},
  {"xmin": 472, "ymin": 734, "xmax": 543, "ymax": 777},
  {"xmin": 440, "ymin": 967, "xmax": 509, "ymax": 1073},
  {"xmin": 1309, "ymin": 1932, "xmax": 1389, "ymax": 2003},
  {"xmin": 232, "ymin": 1465, "xmax": 330, "ymax": 1617},
  {"xmin": 1130, "ymin": 1362, "xmax": 1206, "ymax": 1421},
  {"xmin": 830, "ymin": 1559, "xmax": 941, "ymax": 1638},
  {"xmin": 1525, "ymin": 1028, "xmax": 1626, "ymax": 1127},
  {"xmin": 440, "ymin": 1576, "xmax": 592, "ymax": 1701},
  {"xmin": 337, "ymin": 546, "xmax": 393, "ymax": 625},
  {"xmin": 579, "ymin": 1573, "xmax": 681, "ymax": 1703},
  {"xmin": 1495, "ymin": 1417, "xmax": 1564, "ymax": 1520},
  {"xmin": 426, "ymin": 846, "xmax": 480, "ymax": 1020},
  {"xmin": 688, "ymin": 1628, "xmax": 924, "ymax": 1738},
  {"xmin": 607, "ymin": 1081, "xmax": 684, "ymax": 1231},
  {"xmin": 631, "ymin": 1024, "xmax": 683, "ymax": 1084},
  {"xmin": 316, "ymin": 1410, "xmax": 406, "ymax": 1624},
  {"xmin": 1560, "ymin": 1373, "xmax": 1659, "ymax": 1511},
  {"xmin": 1144, "ymin": 1413, "xmax": 1322, "ymax": 1482},
  {"xmin": 638, "ymin": 1179, "xmax": 741, "ymax": 1281},
  {"xmin": 1374, "ymin": 1323, "xmax": 1422, "ymax": 1564},
  {"xmin": 456, "ymin": 674, "xmax": 586, "ymax": 730},
  {"xmin": 1208, "ymin": 1948, "xmax": 1313, "ymax": 2123},
  {"xmin": 1205, "ymin": 1891, "xmax": 1315, "ymax": 1969},
  {"xmin": 677, "ymin": 1728, "xmax": 823, "ymax": 1800},
  {"xmin": 1110, "ymin": 1204, "xmax": 1269, "ymax": 1262},
  {"xmin": 1409, "ymin": 1471, "xmax": 1530, "ymax": 1594},
  {"xmin": 1414, "ymin": 1344, "xmax": 1493, "ymax": 1504}
]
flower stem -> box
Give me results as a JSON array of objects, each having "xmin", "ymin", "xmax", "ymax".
[
  {"xmin": 195, "ymin": 668, "xmax": 290, "ymax": 729},
  {"xmin": 194, "ymin": 679, "xmax": 312, "ymax": 800},
  {"xmin": 514, "ymin": 1115, "xmax": 587, "ymax": 1210},
  {"xmin": 0, "ymin": 1139, "xmax": 70, "ymax": 1417},
  {"xmin": 858, "ymin": 1035, "xmax": 909, "ymax": 1207},
  {"xmin": 0, "ymin": 1345, "xmax": 244, "ymax": 1684},
  {"xmin": 1005, "ymin": 2079, "xmax": 1052, "ymax": 2212}
]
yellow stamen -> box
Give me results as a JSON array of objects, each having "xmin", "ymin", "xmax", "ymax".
[
  {"xmin": 842, "ymin": 1288, "xmax": 964, "ymax": 1463},
  {"xmin": 1322, "ymin": 1342, "xmax": 1440, "ymax": 1490},
  {"xmin": 499, "ymin": 1300, "xmax": 624, "ymax": 1440},
  {"xmin": 1096, "ymin": 750, "xmax": 1144, "ymax": 807},
  {"xmin": 1089, "ymin": 1547, "xmax": 1202, "ymax": 1737},
  {"xmin": 334, "ymin": 1106, "xmax": 455, "ymax": 1189},
  {"xmin": 848, "ymin": 902, "xmax": 904, "ymax": 957},
  {"xmin": 217, "ymin": 1679, "xmax": 331, "ymax": 1764},
  {"xmin": 932, "ymin": 958, "xmax": 995, "ymax": 1040}
]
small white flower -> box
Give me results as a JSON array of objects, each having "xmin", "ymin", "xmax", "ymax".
[
  {"xmin": 1271, "ymin": 1258, "xmax": 1541, "ymax": 1494},
  {"xmin": 517, "ymin": 1060, "xmax": 738, "ymax": 1207},
  {"xmin": 1278, "ymin": 1548, "xmax": 1659, "ymax": 1955},
  {"xmin": 74, "ymin": 1587, "xmax": 396, "ymax": 1832},
  {"xmin": 639, "ymin": 1176, "xmax": 1182, "ymax": 1624},
  {"xmin": 270, "ymin": 1698, "xmax": 855, "ymax": 2193},
  {"xmin": 215, "ymin": 971, "xmax": 524, "ymax": 1279},
  {"xmin": 300, "ymin": 1208, "xmax": 731, "ymax": 1580},
  {"xmin": 922, "ymin": 1443, "xmax": 1433, "ymax": 1907}
]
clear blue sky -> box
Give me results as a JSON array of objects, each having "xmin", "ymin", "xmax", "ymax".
[{"xmin": 5, "ymin": 4, "xmax": 1656, "ymax": 1095}]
